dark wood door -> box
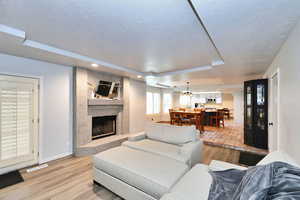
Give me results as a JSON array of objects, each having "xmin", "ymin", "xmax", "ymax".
[{"xmin": 244, "ymin": 79, "xmax": 268, "ymax": 149}]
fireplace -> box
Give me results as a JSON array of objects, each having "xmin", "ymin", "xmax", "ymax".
[{"xmin": 92, "ymin": 116, "xmax": 117, "ymax": 140}]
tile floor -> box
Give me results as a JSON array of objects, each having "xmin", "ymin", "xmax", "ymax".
[{"xmin": 200, "ymin": 120, "xmax": 268, "ymax": 155}]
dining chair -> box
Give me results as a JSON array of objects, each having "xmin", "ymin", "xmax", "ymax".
[
  {"xmin": 195, "ymin": 112, "xmax": 205, "ymax": 133},
  {"xmin": 169, "ymin": 109, "xmax": 175, "ymax": 125},
  {"xmin": 210, "ymin": 109, "xmax": 225, "ymax": 128},
  {"xmin": 169, "ymin": 110, "xmax": 183, "ymax": 126},
  {"xmin": 218, "ymin": 109, "xmax": 225, "ymax": 127},
  {"xmin": 174, "ymin": 112, "xmax": 187, "ymax": 125},
  {"xmin": 184, "ymin": 113, "xmax": 195, "ymax": 125},
  {"xmin": 223, "ymin": 108, "xmax": 230, "ymax": 119}
]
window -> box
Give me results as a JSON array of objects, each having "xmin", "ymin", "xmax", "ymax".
[
  {"xmin": 216, "ymin": 97, "xmax": 222, "ymax": 104},
  {"xmin": 199, "ymin": 97, "xmax": 206, "ymax": 104},
  {"xmin": 153, "ymin": 93, "xmax": 160, "ymax": 114},
  {"xmin": 216, "ymin": 93, "xmax": 222, "ymax": 104},
  {"xmin": 0, "ymin": 75, "xmax": 39, "ymax": 170},
  {"xmin": 180, "ymin": 95, "xmax": 190, "ymax": 106},
  {"xmin": 163, "ymin": 93, "xmax": 172, "ymax": 113},
  {"xmin": 146, "ymin": 92, "xmax": 161, "ymax": 114},
  {"xmin": 191, "ymin": 95, "xmax": 206, "ymax": 105},
  {"xmin": 146, "ymin": 92, "xmax": 153, "ymax": 114}
]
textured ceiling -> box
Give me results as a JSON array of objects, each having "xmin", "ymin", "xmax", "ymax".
[
  {"xmin": 152, "ymin": 0, "xmax": 300, "ymax": 90},
  {"xmin": 0, "ymin": 0, "xmax": 220, "ymax": 73},
  {"xmin": 0, "ymin": 0, "xmax": 300, "ymax": 91}
]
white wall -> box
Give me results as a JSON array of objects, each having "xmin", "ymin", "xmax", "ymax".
[
  {"xmin": 172, "ymin": 92, "xmax": 181, "ymax": 108},
  {"xmin": 129, "ymin": 79, "xmax": 146, "ymax": 133},
  {"xmin": 233, "ymin": 90, "xmax": 244, "ymax": 124},
  {"xmin": 0, "ymin": 53, "xmax": 73, "ymax": 163},
  {"xmin": 222, "ymin": 93, "xmax": 234, "ymax": 110},
  {"xmin": 264, "ymin": 20, "xmax": 300, "ymax": 163}
]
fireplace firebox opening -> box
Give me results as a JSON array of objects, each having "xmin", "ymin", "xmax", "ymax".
[{"xmin": 92, "ymin": 116, "xmax": 116, "ymax": 140}]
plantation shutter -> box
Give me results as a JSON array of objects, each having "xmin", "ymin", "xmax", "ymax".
[{"xmin": 0, "ymin": 75, "xmax": 38, "ymax": 168}]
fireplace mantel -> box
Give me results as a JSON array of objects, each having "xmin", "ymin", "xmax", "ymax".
[{"xmin": 88, "ymin": 99, "xmax": 123, "ymax": 106}]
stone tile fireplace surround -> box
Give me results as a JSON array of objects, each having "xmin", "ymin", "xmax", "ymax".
[
  {"xmin": 74, "ymin": 68, "xmax": 132, "ymax": 156},
  {"xmin": 89, "ymin": 105, "xmax": 120, "ymax": 140}
]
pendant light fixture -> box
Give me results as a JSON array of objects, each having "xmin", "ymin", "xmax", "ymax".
[{"xmin": 183, "ymin": 82, "xmax": 192, "ymax": 96}]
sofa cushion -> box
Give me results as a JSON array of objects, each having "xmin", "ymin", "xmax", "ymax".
[
  {"xmin": 93, "ymin": 146, "xmax": 189, "ymax": 199},
  {"xmin": 127, "ymin": 132, "xmax": 147, "ymax": 141},
  {"xmin": 145, "ymin": 123, "xmax": 197, "ymax": 145},
  {"xmin": 160, "ymin": 164, "xmax": 212, "ymax": 200},
  {"xmin": 145, "ymin": 123, "xmax": 164, "ymax": 141},
  {"xmin": 163, "ymin": 124, "xmax": 197, "ymax": 144},
  {"xmin": 256, "ymin": 151, "xmax": 299, "ymax": 167},
  {"xmin": 122, "ymin": 139, "xmax": 189, "ymax": 164}
]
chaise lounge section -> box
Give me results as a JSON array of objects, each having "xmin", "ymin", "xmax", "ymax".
[{"xmin": 93, "ymin": 146, "xmax": 189, "ymax": 200}]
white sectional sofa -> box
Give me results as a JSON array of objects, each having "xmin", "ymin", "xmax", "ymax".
[
  {"xmin": 160, "ymin": 151, "xmax": 300, "ymax": 200},
  {"xmin": 93, "ymin": 123, "xmax": 203, "ymax": 200},
  {"xmin": 93, "ymin": 121, "xmax": 299, "ymax": 200}
]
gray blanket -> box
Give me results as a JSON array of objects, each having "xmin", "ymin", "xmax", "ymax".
[{"xmin": 208, "ymin": 162, "xmax": 300, "ymax": 200}]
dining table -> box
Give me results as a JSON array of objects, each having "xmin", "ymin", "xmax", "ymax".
[{"xmin": 170, "ymin": 109, "xmax": 218, "ymax": 127}]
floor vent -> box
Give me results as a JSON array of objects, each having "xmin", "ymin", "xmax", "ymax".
[{"xmin": 26, "ymin": 164, "xmax": 49, "ymax": 173}]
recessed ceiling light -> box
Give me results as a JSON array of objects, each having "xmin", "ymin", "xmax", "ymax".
[
  {"xmin": 137, "ymin": 75, "xmax": 143, "ymax": 79},
  {"xmin": 91, "ymin": 63, "xmax": 98, "ymax": 67}
]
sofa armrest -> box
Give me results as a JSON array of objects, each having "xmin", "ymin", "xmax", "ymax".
[
  {"xmin": 256, "ymin": 151, "xmax": 299, "ymax": 167},
  {"xmin": 160, "ymin": 164, "xmax": 211, "ymax": 200},
  {"xmin": 209, "ymin": 160, "xmax": 247, "ymax": 171},
  {"xmin": 127, "ymin": 132, "xmax": 146, "ymax": 141},
  {"xmin": 180, "ymin": 140, "xmax": 203, "ymax": 167},
  {"xmin": 160, "ymin": 193, "xmax": 184, "ymax": 200}
]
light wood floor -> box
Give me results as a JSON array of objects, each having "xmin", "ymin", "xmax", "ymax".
[{"xmin": 0, "ymin": 145, "xmax": 240, "ymax": 200}]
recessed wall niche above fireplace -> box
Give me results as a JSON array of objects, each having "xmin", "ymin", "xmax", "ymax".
[{"xmin": 92, "ymin": 116, "xmax": 116, "ymax": 140}]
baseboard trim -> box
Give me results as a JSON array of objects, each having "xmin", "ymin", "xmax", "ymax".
[{"xmin": 39, "ymin": 152, "xmax": 73, "ymax": 164}]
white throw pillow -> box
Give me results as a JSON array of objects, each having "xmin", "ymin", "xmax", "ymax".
[
  {"xmin": 145, "ymin": 123, "xmax": 164, "ymax": 141},
  {"xmin": 145, "ymin": 123, "xmax": 197, "ymax": 145},
  {"xmin": 163, "ymin": 125, "xmax": 197, "ymax": 145}
]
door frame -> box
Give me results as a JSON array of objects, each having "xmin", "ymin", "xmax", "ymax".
[
  {"xmin": 269, "ymin": 68, "xmax": 280, "ymax": 151},
  {"xmin": 0, "ymin": 73, "xmax": 41, "ymax": 175}
]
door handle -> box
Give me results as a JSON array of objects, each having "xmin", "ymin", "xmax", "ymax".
[{"xmin": 268, "ymin": 122, "xmax": 274, "ymax": 126}]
